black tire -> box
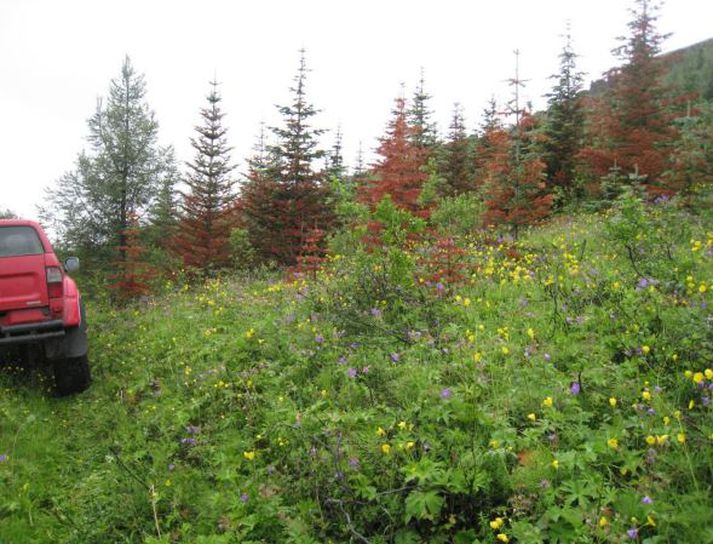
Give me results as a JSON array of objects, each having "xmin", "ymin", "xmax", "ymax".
[{"xmin": 54, "ymin": 354, "xmax": 91, "ymax": 396}]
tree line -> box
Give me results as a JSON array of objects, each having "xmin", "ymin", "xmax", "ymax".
[{"xmin": 38, "ymin": 0, "xmax": 713, "ymax": 300}]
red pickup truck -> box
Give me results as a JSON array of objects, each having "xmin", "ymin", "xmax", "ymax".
[{"xmin": 0, "ymin": 219, "xmax": 90, "ymax": 395}]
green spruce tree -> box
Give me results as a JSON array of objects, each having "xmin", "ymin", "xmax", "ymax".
[
  {"xmin": 40, "ymin": 56, "xmax": 174, "ymax": 262},
  {"xmin": 543, "ymin": 26, "xmax": 586, "ymax": 200}
]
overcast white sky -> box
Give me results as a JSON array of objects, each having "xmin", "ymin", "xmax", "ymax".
[{"xmin": 1, "ymin": 0, "xmax": 711, "ymax": 220}]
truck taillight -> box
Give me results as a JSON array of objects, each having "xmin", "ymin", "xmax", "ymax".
[{"xmin": 46, "ymin": 266, "xmax": 64, "ymax": 298}]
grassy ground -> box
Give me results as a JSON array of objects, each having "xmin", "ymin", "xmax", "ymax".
[{"xmin": 1, "ymin": 204, "xmax": 712, "ymax": 543}]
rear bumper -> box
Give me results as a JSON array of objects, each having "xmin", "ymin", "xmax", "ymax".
[{"xmin": 0, "ymin": 320, "xmax": 65, "ymax": 346}]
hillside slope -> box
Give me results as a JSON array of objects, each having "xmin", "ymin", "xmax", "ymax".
[{"xmin": 1, "ymin": 203, "xmax": 712, "ymax": 543}]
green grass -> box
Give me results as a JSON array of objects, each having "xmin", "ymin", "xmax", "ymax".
[{"xmin": 1, "ymin": 203, "xmax": 712, "ymax": 543}]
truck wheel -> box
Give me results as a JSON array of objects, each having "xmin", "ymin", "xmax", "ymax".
[{"xmin": 54, "ymin": 354, "xmax": 91, "ymax": 396}]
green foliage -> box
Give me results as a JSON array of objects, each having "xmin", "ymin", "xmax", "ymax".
[
  {"xmin": 2, "ymin": 204, "xmax": 712, "ymax": 543},
  {"xmin": 39, "ymin": 56, "xmax": 176, "ymax": 260},
  {"xmin": 430, "ymin": 192, "xmax": 484, "ymax": 237},
  {"xmin": 228, "ymin": 228, "xmax": 257, "ymax": 270}
]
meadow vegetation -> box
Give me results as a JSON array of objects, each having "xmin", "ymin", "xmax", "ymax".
[{"xmin": 1, "ymin": 195, "xmax": 711, "ymax": 543}]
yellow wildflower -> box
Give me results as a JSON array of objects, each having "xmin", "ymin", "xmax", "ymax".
[
  {"xmin": 607, "ymin": 437, "xmax": 619, "ymax": 450},
  {"xmin": 380, "ymin": 443, "xmax": 391, "ymax": 454},
  {"xmin": 677, "ymin": 433, "xmax": 686, "ymax": 444},
  {"xmin": 489, "ymin": 517, "xmax": 504, "ymax": 530},
  {"xmin": 551, "ymin": 459, "xmax": 559, "ymax": 469},
  {"xmin": 243, "ymin": 451, "xmax": 255, "ymax": 461},
  {"xmin": 542, "ymin": 396, "xmax": 553, "ymax": 408},
  {"xmin": 689, "ymin": 399, "xmax": 695, "ymax": 410},
  {"xmin": 642, "ymin": 390, "xmax": 652, "ymax": 401},
  {"xmin": 501, "ymin": 346, "xmax": 510, "ymax": 355},
  {"xmin": 645, "ymin": 435, "xmax": 656, "ymax": 446},
  {"xmin": 609, "ymin": 397, "xmax": 617, "ymax": 408},
  {"xmin": 656, "ymin": 434, "xmax": 669, "ymax": 445},
  {"xmin": 376, "ymin": 427, "xmax": 386, "ymax": 437},
  {"xmin": 496, "ymin": 533, "xmax": 509, "ymax": 543},
  {"xmin": 473, "ymin": 352, "xmax": 482, "ymax": 363},
  {"xmin": 527, "ymin": 328, "xmax": 535, "ymax": 340},
  {"xmin": 398, "ymin": 421, "xmax": 407, "ymax": 431},
  {"xmin": 684, "ymin": 370, "xmax": 693, "ymax": 378},
  {"xmin": 706, "ymin": 369, "xmax": 713, "ymax": 380},
  {"xmin": 598, "ymin": 516, "xmax": 609, "ymax": 527},
  {"xmin": 693, "ymin": 372, "xmax": 705, "ymax": 384},
  {"xmin": 641, "ymin": 345, "xmax": 650, "ymax": 355},
  {"xmin": 527, "ymin": 413, "xmax": 536, "ymax": 422}
]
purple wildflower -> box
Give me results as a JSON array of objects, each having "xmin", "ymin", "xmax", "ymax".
[
  {"xmin": 185, "ymin": 425, "xmax": 201, "ymax": 435},
  {"xmin": 180, "ymin": 437, "xmax": 197, "ymax": 446},
  {"xmin": 337, "ymin": 355, "xmax": 347, "ymax": 365},
  {"xmin": 390, "ymin": 352, "xmax": 400, "ymax": 363},
  {"xmin": 0, "ymin": 454, "xmax": 7, "ymax": 463},
  {"xmin": 370, "ymin": 307, "xmax": 382, "ymax": 317},
  {"xmin": 647, "ymin": 407, "xmax": 656, "ymax": 416},
  {"xmin": 702, "ymin": 396, "xmax": 710, "ymax": 406},
  {"xmin": 348, "ymin": 457, "xmax": 360, "ymax": 469},
  {"xmin": 315, "ymin": 334, "xmax": 324, "ymax": 344},
  {"xmin": 627, "ymin": 527, "xmax": 639, "ymax": 539},
  {"xmin": 440, "ymin": 387, "xmax": 452, "ymax": 399},
  {"xmin": 240, "ymin": 493, "xmax": 249, "ymax": 503},
  {"xmin": 361, "ymin": 366, "xmax": 370, "ymax": 374},
  {"xmin": 436, "ymin": 282, "xmax": 445, "ymax": 291},
  {"xmin": 641, "ymin": 495, "xmax": 653, "ymax": 505},
  {"xmin": 347, "ymin": 367, "xmax": 358, "ymax": 378},
  {"xmin": 570, "ymin": 382, "xmax": 581, "ymax": 395}
]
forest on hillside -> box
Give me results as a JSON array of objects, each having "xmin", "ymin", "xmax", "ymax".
[{"xmin": 0, "ymin": 0, "xmax": 701, "ymax": 301}]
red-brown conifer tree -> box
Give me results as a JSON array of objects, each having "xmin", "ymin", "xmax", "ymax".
[
  {"xmin": 360, "ymin": 96, "xmax": 429, "ymax": 217},
  {"xmin": 174, "ymin": 81, "xmax": 236, "ymax": 272}
]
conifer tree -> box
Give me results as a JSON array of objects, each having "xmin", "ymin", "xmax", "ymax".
[
  {"xmin": 41, "ymin": 56, "xmax": 174, "ymax": 261},
  {"xmin": 408, "ymin": 70, "xmax": 439, "ymax": 150},
  {"xmin": 174, "ymin": 80, "xmax": 236, "ymax": 272},
  {"xmin": 240, "ymin": 123, "xmax": 282, "ymax": 262},
  {"xmin": 326, "ymin": 125, "xmax": 346, "ymax": 180},
  {"xmin": 580, "ymin": 0, "xmax": 674, "ymax": 189},
  {"xmin": 664, "ymin": 100, "xmax": 713, "ymax": 198},
  {"xmin": 441, "ymin": 103, "xmax": 474, "ymax": 195},
  {"xmin": 244, "ymin": 50, "xmax": 333, "ymax": 265},
  {"xmin": 482, "ymin": 51, "xmax": 551, "ymax": 239},
  {"xmin": 360, "ymin": 96, "xmax": 429, "ymax": 216},
  {"xmin": 474, "ymin": 97, "xmax": 503, "ymax": 186},
  {"xmin": 147, "ymin": 146, "xmax": 180, "ymax": 248},
  {"xmin": 543, "ymin": 27, "xmax": 586, "ymax": 195}
]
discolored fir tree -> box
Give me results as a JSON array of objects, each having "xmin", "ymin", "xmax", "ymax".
[
  {"xmin": 360, "ymin": 96, "xmax": 429, "ymax": 217},
  {"xmin": 240, "ymin": 123, "xmax": 281, "ymax": 263},
  {"xmin": 243, "ymin": 50, "xmax": 333, "ymax": 266},
  {"xmin": 579, "ymin": 0, "xmax": 675, "ymax": 190},
  {"xmin": 440, "ymin": 103, "xmax": 474, "ymax": 195},
  {"xmin": 473, "ymin": 97, "xmax": 503, "ymax": 186},
  {"xmin": 482, "ymin": 51, "xmax": 552, "ymax": 239},
  {"xmin": 175, "ymin": 80, "xmax": 236, "ymax": 272},
  {"xmin": 543, "ymin": 27, "xmax": 586, "ymax": 197}
]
